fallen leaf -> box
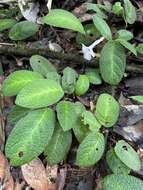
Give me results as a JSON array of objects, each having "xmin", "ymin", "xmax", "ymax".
[{"xmin": 21, "ymin": 158, "xmax": 54, "ymax": 190}]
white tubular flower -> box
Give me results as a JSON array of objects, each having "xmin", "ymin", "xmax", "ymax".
[{"xmin": 82, "ymin": 37, "xmax": 105, "ymax": 61}]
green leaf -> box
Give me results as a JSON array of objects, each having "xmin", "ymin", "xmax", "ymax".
[
  {"xmin": 62, "ymin": 67, "xmax": 78, "ymax": 94},
  {"xmin": 116, "ymin": 39, "xmax": 137, "ymax": 55},
  {"xmin": 72, "ymin": 102, "xmax": 89, "ymax": 142},
  {"xmin": 46, "ymin": 72, "xmax": 61, "ymax": 84},
  {"xmin": 7, "ymin": 105, "xmax": 30, "ymax": 125},
  {"xmin": 85, "ymin": 68, "xmax": 102, "ymax": 85},
  {"xmin": 106, "ymin": 149, "xmax": 130, "ymax": 174},
  {"xmin": 112, "ymin": 2, "xmax": 123, "ymax": 16},
  {"xmin": 9, "ymin": 21, "xmax": 39, "ymax": 40},
  {"xmin": 44, "ymin": 124, "xmax": 72, "ymax": 165},
  {"xmin": 99, "ymin": 41, "xmax": 126, "ymax": 85},
  {"xmin": 0, "ymin": 19, "xmax": 17, "ymax": 32},
  {"xmin": 75, "ymin": 75, "xmax": 89, "ymax": 96},
  {"xmin": 56, "ymin": 101, "xmax": 77, "ymax": 131},
  {"xmin": 95, "ymin": 93, "xmax": 120, "ymax": 128},
  {"xmin": 30, "ymin": 55, "xmax": 57, "ymax": 77},
  {"xmin": 43, "ymin": 9, "xmax": 85, "ymax": 34},
  {"xmin": 92, "ymin": 14, "xmax": 112, "ymax": 40},
  {"xmin": 76, "ymin": 132, "xmax": 105, "ymax": 167},
  {"xmin": 5, "ymin": 108, "xmax": 55, "ymax": 166},
  {"xmin": 136, "ymin": 44, "xmax": 143, "ymax": 54},
  {"xmin": 117, "ymin": 29, "xmax": 133, "ymax": 41},
  {"xmin": 130, "ymin": 96, "xmax": 143, "ymax": 103},
  {"xmin": 16, "ymin": 79, "xmax": 64, "ymax": 109},
  {"xmin": 114, "ymin": 140, "xmax": 141, "ymax": 171},
  {"xmin": 123, "ymin": 0, "xmax": 137, "ymax": 24},
  {"xmin": 102, "ymin": 174, "xmax": 143, "ymax": 190},
  {"xmin": 82, "ymin": 111, "xmax": 101, "ymax": 132},
  {"xmin": 2, "ymin": 70, "xmax": 43, "ymax": 96}
]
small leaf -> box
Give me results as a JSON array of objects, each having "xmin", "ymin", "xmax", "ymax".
[
  {"xmin": 95, "ymin": 93, "xmax": 120, "ymax": 128},
  {"xmin": 5, "ymin": 108, "xmax": 55, "ymax": 166},
  {"xmin": 102, "ymin": 174, "xmax": 143, "ymax": 190},
  {"xmin": 123, "ymin": 0, "xmax": 137, "ymax": 24},
  {"xmin": 56, "ymin": 101, "xmax": 77, "ymax": 131},
  {"xmin": 76, "ymin": 132, "xmax": 105, "ymax": 167},
  {"xmin": 30, "ymin": 55, "xmax": 57, "ymax": 77},
  {"xmin": 2, "ymin": 70, "xmax": 43, "ymax": 96},
  {"xmin": 0, "ymin": 19, "xmax": 17, "ymax": 32},
  {"xmin": 62, "ymin": 67, "xmax": 78, "ymax": 94},
  {"xmin": 92, "ymin": 14, "xmax": 112, "ymax": 40},
  {"xmin": 116, "ymin": 39, "xmax": 137, "ymax": 55},
  {"xmin": 117, "ymin": 29, "xmax": 133, "ymax": 41},
  {"xmin": 44, "ymin": 125, "xmax": 72, "ymax": 165},
  {"xmin": 85, "ymin": 68, "xmax": 102, "ymax": 85},
  {"xmin": 99, "ymin": 41, "xmax": 126, "ymax": 85},
  {"xmin": 7, "ymin": 105, "xmax": 30, "ymax": 125},
  {"xmin": 112, "ymin": 2, "xmax": 123, "ymax": 16},
  {"xmin": 136, "ymin": 44, "xmax": 143, "ymax": 54},
  {"xmin": 114, "ymin": 140, "xmax": 141, "ymax": 171},
  {"xmin": 16, "ymin": 79, "xmax": 64, "ymax": 109},
  {"xmin": 130, "ymin": 96, "xmax": 143, "ymax": 103},
  {"xmin": 82, "ymin": 111, "xmax": 101, "ymax": 132},
  {"xmin": 75, "ymin": 75, "xmax": 89, "ymax": 96},
  {"xmin": 9, "ymin": 21, "xmax": 39, "ymax": 40},
  {"xmin": 106, "ymin": 149, "xmax": 130, "ymax": 174},
  {"xmin": 43, "ymin": 9, "xmax": 85, "ymax": 34}
]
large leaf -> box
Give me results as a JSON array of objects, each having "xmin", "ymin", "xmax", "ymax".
[
  {"xmin": 9, "ymin": 21, "xmax": 39, "ymax": 40},
  {"xmin": 30, "ymin": 55, "xmax": 57, "ymax": 77},
  {"xmin": 102, "ymin": 174, "xmax": 143, "ymax": 190},
  {"xmin": 116, "ymin": 39, "xmax": 137, "ymax": 55},
  {"xmin": 92, "ymin": 14, "xmax": 112, "ymax": 40},
  {"xmin": 56, "ymin": 101, "xmax": 77, "ymax": 131},
  {"xmin": 5, "ymin": 108, "xmax": 55, "ymax": 166},
  {"xmin": 75, "ymin": 75, "xmax": 89, "ymax": 96},
  {"xmin": 44, "ymin": 125, "xmax": 72, "ymax": 165},
  {"xmin": 114, "ymin": 140, "xmax": 141, "ymax": 171},
  {"xmin": 2, "ymin": 70, "xmax": 43, "ymax": 96},
  {"xmin": 123, "ymin": 0, "xmax": 137, "ymax": 24},
  {"xmin": 99, "ymin": 41, "xmax": 126, "ymax": 85},
  {"xmin": 117, "ymin": 29, "xmax": 133, "ymax": 41},
  {"xmin": 95, "ymin": 93, "xmax": 120, "ymax": 128},
  {"xmin": 15, "ymin": 79, "xmax": 64, "ymax": 109},
  {"xmin": 0, "ymin": 19, "xmax": 17, "ymax": 32},
  {"xmin": 106, "ymin": 149, "xmax": 130, "ymax": 174},
  {"xmin": 43, "ymin": 9, "xmax": 85, "ymax": 34},
  {"xmin": 7, "ymin": 105, "xmax": 30, "ymax": 125},
  {"xmin": 85, "ymin": 68, "xmax": 102, "ymax": 85},
  {"xmin": 130, "ymin": 95, "xmax": 143, "ymax": 103},
  {"xmin": 76, "ymin": 132, "xmax": 105, "ymax": 167}
]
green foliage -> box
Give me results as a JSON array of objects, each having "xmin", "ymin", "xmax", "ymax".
[
  {"xmin": 102, "ymin": 174, "xmax": 143, "ymax": 190},
  {"xmin": 130, "ymin": 96, "xmax": 143, "ymax": 103},
  {"xmin": 5, "ymin": 108, "xmax": 55, "ymax": 166},
  {"xmin": 117, "ymin": 29, "xmax": 133, "ymax": 41},
  {"xmin": 44, "ymin": 124, "xmax": 72, "ymax": 165},
  {"xmin": 15, "ymin": 79, "xmax": 64, "ymax": 108},
  {"xmin": 76, "ymin": 132, "xmax": 105, "ymax": 167},
  {"xmin": 115, "ymin": 140, "xmax": 141, "ymax": 171},
  {"xmin": 46, "ymin": 72, "xmax": 61, "ymax": 84},
  {"xmin": 106, "ymin": 149, "xmax": 131, "ymax": 174},
  {"xmin": 99, "ymin": 41, "xmax": 126, "ymax": 85},
  {"xmin": 75, "ymin": 75, "xmax": 89, "ymax": 96},
  {"xmin": 9, "ymin": 21, "xmax": 39, "ymax": 40},
  {"xmin": 2, "ymin": 70, "xmax": 43, "ymax": 96},
  {"xmin": 95, "ymin": 93, "xmax": 120, "ymax": 128},
  {"xmin": 92, "ymin": 14, "xmax": 112, "ymax": 40},
  {"xmin": 112, "ymin": 2, "xmax": 123, "ymax": 16},
  {"xmin": 85, "ymin": 68, "xmax": 102, "ymax": 85},
  {"xmin": 43, "ymin": 9, "xmax": 85, "ymax": 34},
  {"xmin": 0, "ymin": 19, "xmax": 17, "ymax": 32},
  {"xmin": 136, "ymin": 44, "xmax": 143, "ymax": 54}
]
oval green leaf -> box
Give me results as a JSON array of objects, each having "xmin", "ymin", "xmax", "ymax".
[
  {"xmin": 114, "ymin": 140, "xmax": 141, "ymax": 171},
  {"xmin": 102, "ymin": 174, "xmax": 143, "ymax": 190},
  {"xmin": 85, "ymin": 68, "xmax": 102, "ymax": 85},
  {"xmin": 5, "ymin": 108, "xmax": 55, "ymax": 166},
  {"xmin": 75, "ymin": 75, "xmax": 89, "ymax": 96},
  {"xmin": 117, "ymin": 29, "xmax": 133, "ymax": 41},
  {"xmin": 2, "ymin": 70, "xmax": 43, "ymax": 96},
  {"xmin": 76, "ymin": 132, "xmax": 105, "ymax": 167},
  {"xmin": 43, "ymin": 9, "xmax": 85, "ymax": 34},
  {"xmin": 16, "ymin": 79, "xmax": 64, "ymax": 108},
  {"xmin": 95, "ymin": 93, "xmax": 120, "ymax": 128},
  {"xmin": 9, "ymin": 21, "xmax": 39, "ymax": 40},
  {"xmin": 99, "ymin": 41, "xmax": 126, "ymax": 85},
  {"xmin": 136, "ymin": 44, "xmax": 143, "ymax": 54},
  {"xmin": 0, "ymin": 19, "xmax": 17, "ymax": 32}
]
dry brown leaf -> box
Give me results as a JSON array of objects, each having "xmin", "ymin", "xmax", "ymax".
[{"xmin": 21, "ymin": 158, "xmax": 55, "ymax": 190}]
